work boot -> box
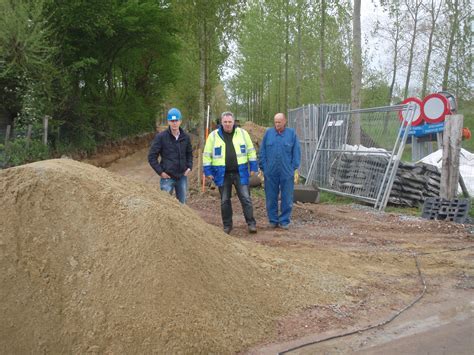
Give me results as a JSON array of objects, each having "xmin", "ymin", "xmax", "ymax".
[
  {"xmin": 268, "ymin": 223, "xmax": 278, "ymax": 228},
  {"xmin": 248, "ymin": 225, "xmax": 257, "ymax": 233},
  {"xmin": 223, "ymin": 226, "xmax": 232, "ymax": 234},
  {"xmin": 279, "ymin": 224, "xmax": 289, "ymax": 230}
]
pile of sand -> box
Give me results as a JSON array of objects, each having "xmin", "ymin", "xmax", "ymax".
[
  {"xmin": 242, "ymin": 121, "xmax": 268, "ymax": 150},
  {"xmin": 0, "ymin": 159, "xmax": 346, "ymax": 353}
]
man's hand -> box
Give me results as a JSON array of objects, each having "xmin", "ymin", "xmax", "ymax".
[
  {"xmin": 184, "ymin": 168, "xmax": 191, "ymax": 177},
  {"xmin": 250, "ymin": 171, "xmax": 255, "ymax": 176},
  {"xmin": 206, "ymin": 175, "xmax": 214, "ymax": 181},
  {"xmin": 160, "ymin": 172, "xmax": 171, "ymax": 179},
  {"xmin": 294, "ymin": 170, "xmax": 299, "ymax": 184}
]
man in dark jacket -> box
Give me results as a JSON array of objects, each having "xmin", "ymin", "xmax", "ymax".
[{"xmin": 148, "ymin": 108, "xmax": 193, "ymax": 204}]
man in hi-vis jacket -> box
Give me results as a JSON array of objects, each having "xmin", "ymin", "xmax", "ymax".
[{"xmin": 203, "ymin": 112, "xmax": 258, "ymax": 234}]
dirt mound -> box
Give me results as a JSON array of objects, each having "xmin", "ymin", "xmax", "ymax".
[
  {"xmin": 0, "ymin": 159, "xmax": 346, "ymax": 353},
  {"xmin": 82, "ymin": 133, "xmax": 155, "ymax": 168},
  {"xmin": 242, "ymin": 121, "xmax": 268, "ymax": 150}
]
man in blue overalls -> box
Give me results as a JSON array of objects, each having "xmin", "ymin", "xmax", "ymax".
[{"xmin": 259, "ymin": 113, "xmax": 301, "ymax": 229}]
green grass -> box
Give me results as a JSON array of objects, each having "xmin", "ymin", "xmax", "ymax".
[
  {"xmin": 250, "ymin": 186, "xmax": 266, "ymax": 198},
  {"xmin": 318, "ymin": 191, "xmax": 356, "ymax": 205},
  {"xmin": 385, "ymin": 205, "xmax": 421, "ymax": 216},
  {"xmin": 320, "ymin": 191, "xmax": 473, "ymax": 220},
  {"xmin": 459, "ymin": 99, "xmax": 474, "ymax": 152},
  {"xmin": 319, "ymin": 190, "xmax": 420, "ymax": 216},
  {"xmin": 253, "ymin": 186, "xmax": 473, "ymax": 221}
]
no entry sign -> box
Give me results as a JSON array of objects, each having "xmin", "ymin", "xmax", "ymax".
[
  {"xmin": 399, "ymin": 97, "xmax": 423, "ymax": 126},
  {"xmin": 421, "ymin": 93, "xmax": 452, "ymax": 123}
]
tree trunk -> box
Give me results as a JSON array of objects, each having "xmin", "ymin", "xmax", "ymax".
[
  {"xmin": 295, "ymin": 0, "xmax": 303, "ymax": 107},
  {"xmin": 284, "ymin": 1, "xmax": 289, "ymax": 113},
  {"xmin": 403, "ymin": 0, "xmax": 422, "ymax": 99},
  {"xmin": 260, "ymin": 70, "xmax": 264, "ymax": 120},
  {"xmin": 442, "ymin": 0, "xmax": 459, "ymax": 90},
  {"xmin": 384, "ymin": 14, "xmax": 401, "ymax": 134},
  {"xmin": 277, "ymin": 50, "xmax": 282, "ymax": 112},
  {"xmin": 247, "ymin": 89, "xmax": 252, "ymax": 121},
  {"xmin": 421, "ymin": 0, "xmax": 442, "ymax": 97},
  {"xmin": 198, "ymin": 19, "xmax": 207, "ymax": 149},
  {"xmin": 319, "ymin": 0, "xmax": 326, "ymax": 104},
  {"xmin": 351, "ymin": 0, "xmax": 362, "ymax": 145},
  {"xmin": 388, "ymin": 10, "xmax": 401, "ymax": 106},
  {"xmin": 267, "ymin": 73, "xmax": 271, "ymax": 120}
]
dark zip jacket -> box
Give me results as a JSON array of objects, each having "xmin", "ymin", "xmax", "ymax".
[{"xmin": 148, "ymin": 127, "xmax": 193, "ymax": 179}]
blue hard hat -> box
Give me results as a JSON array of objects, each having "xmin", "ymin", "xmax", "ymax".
[{"xmin": 167, "ymin": 108, "xmax": 182, "ymax": 121}]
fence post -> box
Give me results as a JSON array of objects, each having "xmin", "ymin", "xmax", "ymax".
[
  {"xmin": 439, "ymin": 114, "xmax": 463, "ymax": 200},
  {"xmin": 5, "ymin": 125, "xmax": 11, "ymax": 146},
  {"xmin": 26, "ymin": 124, "xmax": 33, "ymax": 148},
  {"xmin": 43, "ymin": 116, "xmax": 49, "ymax": 145}
]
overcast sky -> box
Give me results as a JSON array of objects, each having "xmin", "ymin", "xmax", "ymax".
[{"xmin": 361, "ymin": 1, "xmax": 389, "ymax": 71}]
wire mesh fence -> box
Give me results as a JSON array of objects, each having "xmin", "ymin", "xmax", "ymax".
[
  {"xmin": 298, "ymin": 104, "xmax": 417, "ymax": 210},
  {"xmin": 288, "ymin": 104, "xmax": 350, "ymax": 179},
  {"xmin": 1, "ymin": 120, "xmax": 51, "ymax": 168}
]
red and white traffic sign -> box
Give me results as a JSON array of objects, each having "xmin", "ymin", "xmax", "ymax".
[
  {"xmin": 421, "ymin": 93, "xmax": 451, "ymax": 123},
  {"xmin": 399, "ymin": 97, "xmax": 423, "ymax": 126}
]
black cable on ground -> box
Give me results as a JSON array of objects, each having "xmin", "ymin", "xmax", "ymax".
[
  {"xmin": 277, "ymin": 245, "xmax": 474, "ymax": 354},
  {"xmin": 278, "ymin": 245, "xmax": 473, "ymax": 354},
  {"xmin": 417, "ymin": 245, "xmax": 474, "ymax": 255},
  {"xmin": 278, "ymin": 252, "xmax": 427, "ymax": 355}
]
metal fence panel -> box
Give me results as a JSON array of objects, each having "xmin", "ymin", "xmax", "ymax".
[
  {"xmin": 288, "ymin": 104, "xmax": 349, "ymax": 178},
  {"xmin": 303, "ymin": 104, "xmax": 416, "ymax": 210}
]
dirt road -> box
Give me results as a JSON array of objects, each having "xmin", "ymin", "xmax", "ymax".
[{"xmin": 107, "ymin": 147, "xmax": 474, "ymax": 354}]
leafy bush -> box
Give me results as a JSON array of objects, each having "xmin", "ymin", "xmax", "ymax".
[
  {"xmin": 4, "ymin": 138, "xmax": 50, "ymax": 167},
  {"xmin": 459, "ymin": 99, "xmax": 473, "ymax": 152}
]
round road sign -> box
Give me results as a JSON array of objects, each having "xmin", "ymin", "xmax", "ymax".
[
  {"xmin": 422, "ymin": 93, "xmax": 451, "ymax": 123},
  {"xmin": 399, "ymin": 97, "xmax": 423, "ymax": 126}
]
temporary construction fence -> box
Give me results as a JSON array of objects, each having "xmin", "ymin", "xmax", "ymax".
[
  {"xmin": 290, "ymin": 104, "xmax": 417, "ymax": 211},
  {"xmin": 288, "ymin": 104, "xmax": 350, "ymax": 178},
  {"xmin": 1, "ymin": 120, "xmax": 50, "ymax": 168}
]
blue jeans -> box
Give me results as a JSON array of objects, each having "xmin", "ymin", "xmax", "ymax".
[
  {"xmin": 264, "ymin": 174, "xmax": 294, "ymax": 226},
  {"xmin": 160, "ymin": 175, "xmax": 188, "ymax": 204},
  {"xmin": 218, "ymin": 172, "xmax": 256, "ymax": 229}
]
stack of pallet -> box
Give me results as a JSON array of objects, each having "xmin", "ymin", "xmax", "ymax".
[
  {"xmin": 389, "ymin": 161, "xmax": 441, "ymax": 207},
  {"xmin": 329, "ymin": 154, "xmax": 441, "ymax": 207}
]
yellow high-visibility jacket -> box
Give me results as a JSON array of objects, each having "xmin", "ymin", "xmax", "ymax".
[{"xmin": 203, "ymin": 126, "xmax": 258, "ymax": 186}]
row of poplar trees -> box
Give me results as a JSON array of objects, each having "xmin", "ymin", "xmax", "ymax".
[
  {"xmin": 230, "ymin": 0, "xmax": 472, "ymax": 124},
  {"xmin": 0, "ymin": 0, "xmax": 471, "ymax": 153}
]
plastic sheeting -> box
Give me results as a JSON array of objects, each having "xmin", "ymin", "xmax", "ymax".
[{"xmin": 419, "ymin": 148, "xmax": 474, "ymax": 196}]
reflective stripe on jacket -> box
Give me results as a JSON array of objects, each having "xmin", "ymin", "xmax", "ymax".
[{"xmin": 203, "ymin": 126, "xmax": 258, "ymax": 186}]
